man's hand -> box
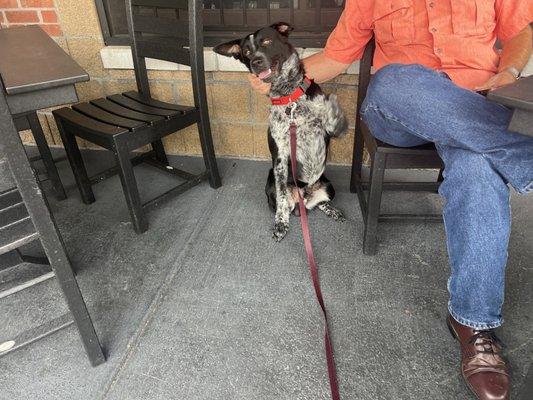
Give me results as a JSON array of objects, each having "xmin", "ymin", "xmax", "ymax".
[
  {"xmin": 474, "ymin": 70, "xmax": 517, "ymax": 92},
  {"xmin": 248, "ymin": 74, "xmax": 271, "ymax": 95}
]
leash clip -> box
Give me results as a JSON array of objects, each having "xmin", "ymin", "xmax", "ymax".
[{"xmin": 288, "ymin": 102, "xmax": 297, "ymax": 122}]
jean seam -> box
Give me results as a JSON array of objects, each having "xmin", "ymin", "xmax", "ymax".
[
  {"xmin": 517, "ymin": 180, "xmax": 533, "ymax": 194},
  {"xmin": 448, "ymin": 303, "xmax": 503, "ymax": 330}
]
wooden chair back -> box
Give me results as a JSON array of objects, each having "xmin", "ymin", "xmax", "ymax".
[{"xmin": 125, "ymin": 0, "xmax": 205, "ymax": 100}]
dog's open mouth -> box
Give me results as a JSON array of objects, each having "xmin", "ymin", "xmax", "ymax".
[
  {"xmin": 256, "ymin": 61, "xmax": 278, "ymax": 82},
  {"xmin": 257, "ymin": 69, "xmax": 272, "ymax": 80}
]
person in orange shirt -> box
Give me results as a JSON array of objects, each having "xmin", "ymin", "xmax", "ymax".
[{"xmin": 249, "ymin": 2, "xmax": 532, "ymax": 399}]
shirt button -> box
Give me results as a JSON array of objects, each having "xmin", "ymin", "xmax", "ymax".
[
  {"xmin": 431, "ymin": 27, "xmax": 437, "ymax": 33},
  {"xmin": 436, "ymin": 48, "xmax": 442, "ymax": 54},
  {"xmin": 429, "ymin": 2, "xmax": 435, "ymax": 7}
]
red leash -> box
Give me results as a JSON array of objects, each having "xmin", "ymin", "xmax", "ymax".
[{"xmin": 289, "ymin": 120, "xmax": 340, "ymax": 400}]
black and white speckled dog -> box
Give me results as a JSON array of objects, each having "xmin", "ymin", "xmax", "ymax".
[{"xmin": 214, "ymin": 22, "xmax": 348, "ymax": 241}]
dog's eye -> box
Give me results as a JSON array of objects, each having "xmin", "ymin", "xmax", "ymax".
[{"xmin": 261, "ymin": 39, "xmax": 272, "ymax": 46}]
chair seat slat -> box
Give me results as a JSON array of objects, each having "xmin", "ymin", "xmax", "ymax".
[
  {"xmin": 107, "ymin": 94, "xmax": 178, "ymax": 118},
  {"xmin": 90, "ymin": 98, "xmax": 164, "ymax": 123},
  {"xmin": 73, "ymin": 103, "xmax": 147, "ymax": 130},
  {"xmin": 122, "ymin": 91, "xmax": 195, "ymax": 113},
  {"xmin": 133, "ymin": 14, "xmax": 189, "ymax": 39},
  {"xmin": 0, "ymin": 188, "xmax": 22, "ymax": 211},
  {"xmin": 53, "ymin": 108, "xmax": 127, "ymax": 136},
  {"xmin": 0, "ymin": 217, "xmax": 38, "ymax": 256}
]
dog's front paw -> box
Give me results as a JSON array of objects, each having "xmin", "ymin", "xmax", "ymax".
[{"xmin": 272, "ymin": 221, "xmax": 289, "ymax": 242}]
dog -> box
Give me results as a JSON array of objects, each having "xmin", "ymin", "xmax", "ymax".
[{"xmin": 214, "ymin": 22, "xmax": 348, "ymax": 241}]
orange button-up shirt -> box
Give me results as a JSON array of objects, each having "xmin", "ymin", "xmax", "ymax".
[{"xmin": 324, "ymin": 0, "xmax": 533, "ymax": 89}]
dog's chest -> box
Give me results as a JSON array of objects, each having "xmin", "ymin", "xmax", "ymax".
[{"xmin": 270, "ymin": 102, "xmax": 327, "ymax": 183}]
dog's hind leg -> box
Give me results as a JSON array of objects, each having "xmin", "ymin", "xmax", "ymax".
[
  {"xmin": 317, "ymin": 202, "xmax": 345, "ymax": 222},
  {"xmin": 304, "ymin": 178, "xmax": 345, "ymax": 222}
]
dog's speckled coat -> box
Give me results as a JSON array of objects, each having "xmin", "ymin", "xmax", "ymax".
[{"xmin": 214, "ymin": 23, "xmax": 348, "ymax": 241}]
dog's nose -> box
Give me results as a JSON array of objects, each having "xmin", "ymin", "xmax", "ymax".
[{"xmin": 252, "ymin": 58, "xmax": 264, "ymax": 68}]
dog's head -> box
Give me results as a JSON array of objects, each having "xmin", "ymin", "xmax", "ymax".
[{"xmin": 213, "ymin": 23, "xmax": 296, "ymax": 84}]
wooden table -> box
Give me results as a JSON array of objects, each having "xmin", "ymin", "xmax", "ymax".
[
  {"xmin": 0, "ymin": 25, "xmax": 89, "ymax": 199},
  {"xmin": 487, "ymin": 75, "xmax": 533, "ymax": 137}
]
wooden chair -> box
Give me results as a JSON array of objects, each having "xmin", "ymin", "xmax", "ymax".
[
  {"xmin": 0, "ymin": 81, "xmax": 104, "ymax": 367},
  {"xmin": 350, "ymin": 39, "xmax": 444, "ymax": 255},
  {"xmin": 52, "ymin": 0, "xmax": 221, "ymax": 233}
]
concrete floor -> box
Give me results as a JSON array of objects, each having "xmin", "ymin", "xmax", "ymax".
[{"xmin": 0, "ymin": 148, "xmax": 531, "ymax": 400}]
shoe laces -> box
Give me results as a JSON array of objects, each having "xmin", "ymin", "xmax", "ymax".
[{"xmin": 468, "ymin": 330, "xmax": 505, "ymax": 354}]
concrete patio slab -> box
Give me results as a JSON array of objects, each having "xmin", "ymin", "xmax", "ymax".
[{"xmin": 0, "ymin": 148, "xmax": 531, "ymax": 400}]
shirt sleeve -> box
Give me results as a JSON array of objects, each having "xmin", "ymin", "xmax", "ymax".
[
  {"xmin": 323, "ymin": 0, "xmax": 373, "ymax": 64},
  {"xmin": 494, "ymin": 0, "xmax": 533, "ymax": 42}
]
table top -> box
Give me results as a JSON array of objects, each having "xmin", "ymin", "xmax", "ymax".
[
  {"xmin": 0, "ymin": 25, "xmax": 88, "ymax": 96},
  {"xmin": 487, "ymin": 75, "xmax": 533, "ymax": 112}
]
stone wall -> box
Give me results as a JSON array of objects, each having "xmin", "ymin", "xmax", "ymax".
[{"xmin": 1, "ymin": 0, "xmax": 358, "ymax": 164}]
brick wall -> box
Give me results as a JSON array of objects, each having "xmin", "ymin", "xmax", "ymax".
[
  {"xmin": 1, "ymin": 0, "xmax": 358, "ymax": 164},
  {"xmin": 0, "ymin": 0, "xmax": 62, "ymax": 36}
]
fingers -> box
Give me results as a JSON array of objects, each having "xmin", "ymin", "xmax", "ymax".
[
  {"xmin": 474, "ymin": 77, "xmax": 496, "ymax": 91},
  {"xmin": 474, "ymin": 72, "xmax": 515, "ymax": 92},
  {"xmin": 248, "ymin": 73, "xmax": 271, "ymax": 95},
  {"xmin": 474, "ymin": 83, "xmax": 490, "ymax": 91},
  {"xmin": 474, "ymin": 80, "xmax": 495, "ymax": 92}
]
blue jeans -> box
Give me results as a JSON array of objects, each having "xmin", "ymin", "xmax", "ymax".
[{"xmin": 360, "ymin": 64, "xmax": 533, "ymax": 330}]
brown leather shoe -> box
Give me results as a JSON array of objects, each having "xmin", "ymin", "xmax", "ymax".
[{"xmin": 447, "ymin": 315, "xmax": 510, "ymax": 400}]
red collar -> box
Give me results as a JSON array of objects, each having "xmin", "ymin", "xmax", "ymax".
[{"xmin": 270, "ymin": 77, "xmax": 313, "ymax": 106}]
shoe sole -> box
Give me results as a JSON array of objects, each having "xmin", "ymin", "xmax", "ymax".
[{"xmin": 446, "ymin": 317, "xmax": 458, "ymax": 341}]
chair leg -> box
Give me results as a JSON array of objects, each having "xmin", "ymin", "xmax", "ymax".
[
  {"xmin": 55, "ymin": 118, "xmax": 95, "ymax": 204},
  {"xmin": 53, "ymin": 258, "xmax": 105, "ymax": 366},
  {"xmin": 27, "ymin": 112, "xmax": 67, "ymax": 200},
  {"xmin": 363, "ymin": 152, "xmax": 387, "ymax": 255},
  {"xmin": 197, "ymin": 110, "xmax": 221, "ymax": 189},
  {"xmin": 151, "ymin": 140, "xmax": 168, "ymax": 164},
  {"xmin": 437, "ymin": 168, "xmax": 444, "ymax": 182},
  {"xmin": 350, "ymin": 127, "xmax": 365, "ymax": 193},
  {"xmin": 113, "ymin": 144, "xmax": 148, "ymax": 233},
  {"xmin": 436, "ymin": 167, "xmax": 444, "ymax": 193}
]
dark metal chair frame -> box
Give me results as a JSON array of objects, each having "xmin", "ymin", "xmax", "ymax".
[
  {"xmin": 53, "ymin": 0, "xmax": 221, "ymax": 233},
  {"xmin": 0, "ymin": 82, "xmax": 105, "ymax": 367},
  {"xmin": 350, "ymin": 38, "xmax": 444, "ymax": 255}
]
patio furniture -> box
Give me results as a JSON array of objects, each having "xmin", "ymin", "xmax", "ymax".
[
  {"xmin": 350, "ymin": 38, "xmax": 444, "ymax": 255},
  {"xmin": 488, "ymin": 75, "xmax": 533, "ymax": 400},
  {"xmin": 52, "ymin": 0, "xmax": 221, "ymax": 233},
  {"xmin": 0, "ymin": 25, "xmax": 90, "ymax": 201},
  {"xmin": 0, "ymin": 82, "xmax": 105, "ymax": 366}
]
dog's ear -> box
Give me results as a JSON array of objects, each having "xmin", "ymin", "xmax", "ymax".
[
  {"xmin": 213, "ymin": 39, "xmax": 241, "ymax": 58},
  {"xmin": 270, "ymin": 22, "xmax": 294, "ymax": 37}
]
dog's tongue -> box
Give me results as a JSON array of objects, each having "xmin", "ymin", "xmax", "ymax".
[{"xmin": 257, "ymin": 69, "xmax": 272, "ymax": 80}]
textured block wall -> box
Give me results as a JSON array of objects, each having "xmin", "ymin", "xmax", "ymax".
[{"xmin": 1, "ymin": 0, "xmax": 359, "ymax": 164}]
